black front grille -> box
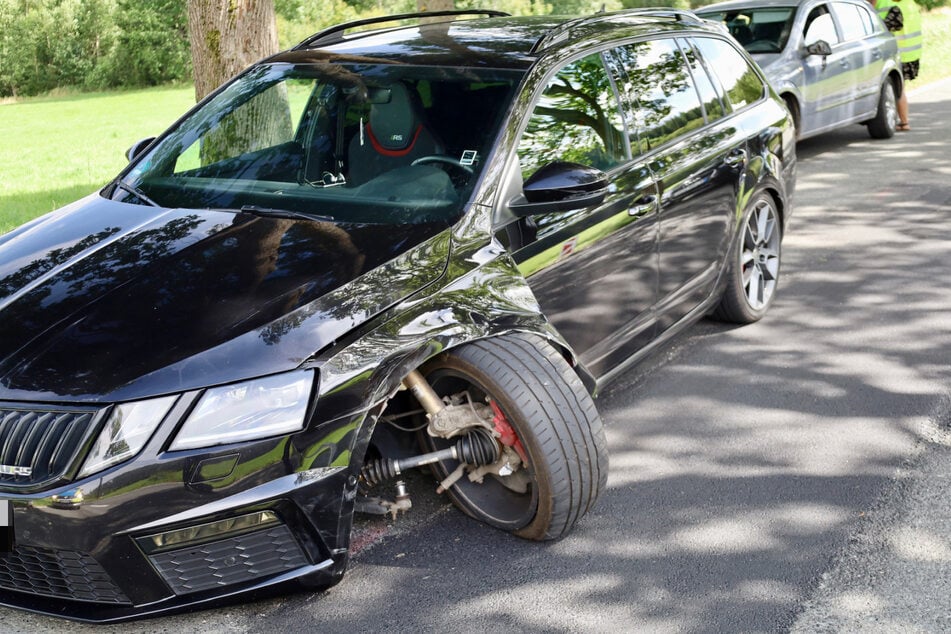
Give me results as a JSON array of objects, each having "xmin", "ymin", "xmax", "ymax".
[
  {"xmin": 0, "ymin": 546, "xmax": 130, "ymax": 604},
  {"xmin": 149, "ymin": 525, "xmax": 309, "ymax": 595},
  {"xmin": 0, "ymin": 406, "xmax": 98, "ymax": 486}
]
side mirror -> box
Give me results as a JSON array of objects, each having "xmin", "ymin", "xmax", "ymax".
[
  {"xmin": 804, "ymin": 40, "xmax": 832, "ymax": 57},
  {"xmin": 125, "ymin": 137, "xmax": 156, "ymax": 162},
  {"xmin": 508, "ymin": 161, "xmax": 608, "ymax": 217}
]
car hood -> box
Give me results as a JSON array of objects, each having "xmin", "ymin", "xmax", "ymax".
[{"xmin": 0, "ymin": 194, "xmax": 449, "ymax": 402}]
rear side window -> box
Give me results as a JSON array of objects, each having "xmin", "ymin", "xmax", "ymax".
[
  {"xmin": 518, "ymin": 53, "xmax": 627, "ymax": 180},
  {"xmin": 856, "ymin": 2, "xmax": 885, "ymax": 34},
  {"xmin": 612, "ymin": 38, "xmax": 706, "ymax": 152},
  {"xmin": 834, "ymin": 1, "xmax": 884, "ymax": 37},
  {"xmin": 679, "ymin": 39, "xmax": 725, "ymax": 124},
  {"xmin": 691, "ymin": 37, "xmax": 765, "ymax": 111},
  {"xmin": 834, "ymin": 2, "xmax": 870, "ymax": 41}
]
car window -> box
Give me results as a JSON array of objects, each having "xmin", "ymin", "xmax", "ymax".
[
  {"xmin": 690, "ymin": 37, "xmax": 765, "ymax": 112},
  {"xmin": 699, "ymin": 8, "xmax": 796, "ymax": 54},
  {"xmin": 856, "ymin": 2, "xmax": 886, "ymax": 34},
  {"xmin": 611, "ymin": 38, "xmax": 706, "ymax": 153},
  {"xmin": 679, "ymin": 39, "xmax": 726, "ymax": 124},
  {"xmin": 174, "ymin": 79, "xmax": 310, "ymax": 175},
  {"xmin": 517, "ymin": 53, "xmax": 627, "ymax": 180},
  {"xmin": 124, "ymin": 63, "xmax": 521, "ymax": 225},
  {"xmin": 833, "ymin": 2, "xmax": 870, "ymax": 41},
  {"xmin": 804, "ymin": 6, "xmax": 841, "ymax": 46},
  {"xmin": 835, "ymin": 1, "xmax": 885, "ymax": 37}
]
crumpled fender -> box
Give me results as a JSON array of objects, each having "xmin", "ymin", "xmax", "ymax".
[
  {"xmin": 314, "ymin": 203, "xmax": 589, "ymax": 435},
  {"xmin": 303, "ymin": 205, "xmax": 590, "ymax": 554},
  {"xmin": 315, "ymin": 232, "xmax": 589, "ymax": 424}
]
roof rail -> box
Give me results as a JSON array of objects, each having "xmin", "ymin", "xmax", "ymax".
[
  {"xmin": 294, "ymin": 10, "xmax": 511, "ymax": 50},
  {"xmin": 530, "ymin": 8, "xmax": 704, "ymax": 54}
]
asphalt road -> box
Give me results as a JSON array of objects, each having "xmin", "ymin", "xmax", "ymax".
[{"xmin": 3, "ymin": 79, "xmax": 950, "ymax": 633}]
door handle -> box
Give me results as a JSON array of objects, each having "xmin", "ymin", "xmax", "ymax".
[
  {"xmin": 628, "ymin": 195, "xmax": 656, "ymax": 216},
  {"xmin": 839, "ymin": 59, "xmax": 850, "ymax": 68},
  {"xmin": 724, "ymin": 149, "xmax": 746, "ymax": 169}
]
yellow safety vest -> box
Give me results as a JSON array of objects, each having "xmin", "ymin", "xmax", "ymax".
[{"xmin": 877, "ymin": 0, "xmax": 923, "ymax": 63}]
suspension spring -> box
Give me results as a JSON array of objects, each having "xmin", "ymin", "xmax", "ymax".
[{"xmin": 361, "ymin": 427, "xmax": 500, "ymax": 488}]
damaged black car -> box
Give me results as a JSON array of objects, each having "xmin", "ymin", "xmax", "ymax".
[{"xmin": 0, "ymin": 8, "xmax": 795, "ymax": 621}]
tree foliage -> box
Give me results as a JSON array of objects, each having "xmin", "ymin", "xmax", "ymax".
[
  {"xmin": 0, "ymin": 0, "xmax": 190, "ymax": 97},
  {"xmin": 108, "ymin": 0, "xmax": 191, "ymax": 88},
  {"xmin": 3, "ymin": 0, "xmax": 944, "ymax": 97}
]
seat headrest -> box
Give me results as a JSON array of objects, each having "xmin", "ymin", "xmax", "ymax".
[{"xmin": 370, "ymin": 83, "xmax": 419, "ymax": 151}]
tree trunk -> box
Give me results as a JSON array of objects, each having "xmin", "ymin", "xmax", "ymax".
[
  {"xmin": 186, "ymin": 0, "xmax": 288, "ymax": 166},
  {"xmin": 417, "ymin": 0, "xmax": 455, "ymax": 11},
  {"xmin": 186, "ymin": 0, "xmax": 279, "ymax": 102}
]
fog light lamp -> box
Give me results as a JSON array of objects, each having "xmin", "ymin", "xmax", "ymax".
[{"xmin": 140, "ymin": 510, "xmax": 279, "ymax": 554}]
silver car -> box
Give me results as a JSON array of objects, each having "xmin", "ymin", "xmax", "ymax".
[{"xmin": 697, "ymin": 0, "xmax": 902, "ymax": 140}]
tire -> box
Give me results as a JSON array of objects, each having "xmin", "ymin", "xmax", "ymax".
[
  {"xmin": 867, "ymin": 80, "xmax": 897, "ymax": 139},
  {"xmin": 420, "ymin": 333, "xmax": 608, "ymax": 541},
  {"xmin": 712, "ymin": 192, "xmax": 782, "ymax": 324}
]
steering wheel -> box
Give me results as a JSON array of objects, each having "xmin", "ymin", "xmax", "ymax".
[{"xmin": 411, "ymin": 155, "xmax": 475, "ymax": 175}]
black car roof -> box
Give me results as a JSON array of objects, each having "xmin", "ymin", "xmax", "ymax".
[{"xmin": 270, "ymin": 10, "xmax": 721, "ymax": 71}]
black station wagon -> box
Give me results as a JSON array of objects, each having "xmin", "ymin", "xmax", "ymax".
[{"xmin": 0, "ymin": 9, "xmax": 795, "ymax": 621}]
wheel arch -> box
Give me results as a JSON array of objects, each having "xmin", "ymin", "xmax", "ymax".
[
  {"xmin": 313, "ymin": 252, "xmax": 595, "ymax": 468},
  {"xmin": 764, "ymin": 184, "xmax": 788, "ymax": 230},
  {"xmin": 888, "ymin": 67, "xmax": 904, "ymax": 100},
  {"xmin": 312, "ymin": 271, "xmax": 600, "ymax": 542},
  {"xmin": 779, "ymin": 91, "xmax": 800, "ymax": 137}
]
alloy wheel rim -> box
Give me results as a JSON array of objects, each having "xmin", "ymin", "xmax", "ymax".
[
  {"xmin": 885, "ymin": 85, "xmax": 898, "ymax": 132},
  {"xmin": 741, "ymin": 199, "xmax": 780, "ymax": 310}
]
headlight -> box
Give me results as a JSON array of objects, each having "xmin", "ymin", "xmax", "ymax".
[
  {"xmin": 79, "ymin": 396, "xmax": 178, "ymax": 478},
  {"xmin": 169, "ymin": 370, "xmax": 314, "ymax": 451}
]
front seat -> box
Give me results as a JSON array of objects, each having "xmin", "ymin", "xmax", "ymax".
[{"xmin": 347, "ymin": 82, "xmax": 443, "ymax": 186}]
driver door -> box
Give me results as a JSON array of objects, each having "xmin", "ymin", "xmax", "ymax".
[
  {"xmin": 799, "ymin": 4, "xmax": 851, "ymax": 133},
  {"xmin": 498, "ymin": 52, "xmax": 660, "ymax": 380}
]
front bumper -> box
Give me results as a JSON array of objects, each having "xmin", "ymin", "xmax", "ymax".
[{"xmin": 0, "ymin": 412, "xmax": 363, "ymax": 622}]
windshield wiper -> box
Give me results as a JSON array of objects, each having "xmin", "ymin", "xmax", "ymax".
[
  {"xmin": 115, "ymin": 179, "xmax": 160, "ymax": 207},
  {"xmin": 239, "ymin": 205, "xmax": 335, "ymax": 223}
]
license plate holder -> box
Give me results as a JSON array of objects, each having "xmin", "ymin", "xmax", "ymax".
[{"xmin": 0, "ymin": 500, "xmax": 12, "ymax": 552}]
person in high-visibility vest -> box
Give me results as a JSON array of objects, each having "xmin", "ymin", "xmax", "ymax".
[{"xmin": 876, "ymin": 0, "xmax": 923, "ymax": 131}]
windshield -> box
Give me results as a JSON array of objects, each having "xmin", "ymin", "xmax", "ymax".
[
  {"xmin": 119, "ymin": 63, "xmax": 522, "ymax": 225},
  {"xmin": 700, "ymin": 7, "xmax": 796, "ymax": 54}
]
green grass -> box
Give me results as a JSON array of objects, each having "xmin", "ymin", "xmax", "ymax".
[
  {"xmin": 917, "ymin": 8, "xmax": 951, "ymax": 87},
  {"xmin": 2, "ymin": 9, "xmax": 950, "ymax": 236},
  {"xmin": 0, "ymin": 85, "xmax": 195, "ymax": 234}
]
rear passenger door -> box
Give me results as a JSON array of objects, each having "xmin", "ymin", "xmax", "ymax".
[
  {"xmin": 610, "ymin": 37, "xmax": 747, "ymax": 331},
  {"xmin": 830, "ymin": 0, "xmax": 887, "ymax": 117}
]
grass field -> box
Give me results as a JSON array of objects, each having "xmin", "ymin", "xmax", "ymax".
[
  {"xmin": 2, "ymin": 9, "xmax": 950, "ymax": 236},
  {"xmin": 0, "ymin": 85, "xmax": 195, "ymax": 234},
  {"xmin": 918, "ymin": 8, "xmax": 951, "ymax": 87}
]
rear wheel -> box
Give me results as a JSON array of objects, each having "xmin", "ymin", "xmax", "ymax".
[
  {"xmin": 420, "ymin": 333, "xmax": 607, "ymax": 540},
  {"xmin": 712, "ymin": 192, "xmax": 782, "ymax": 324},
  {"xmin": 867, "ymin": 80, "xmax": 898, "ymax": 139}
]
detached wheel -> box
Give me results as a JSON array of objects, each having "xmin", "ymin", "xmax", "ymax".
[
  {"xmin": 420, "ymin": 333, "xmax": 608, "ymax": 541},
  {"xmin": 713, "ymin": 192, "xmax": 782, "ymax": 324},
  {"xmin": 867, "ymin": 80, "xmax": 897, "ymax": 139}
]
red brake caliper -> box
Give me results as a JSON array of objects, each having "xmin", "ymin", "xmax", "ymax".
[{"xmin": 489, "ymin": 399, "xmax": 528, "ymax": 464}]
